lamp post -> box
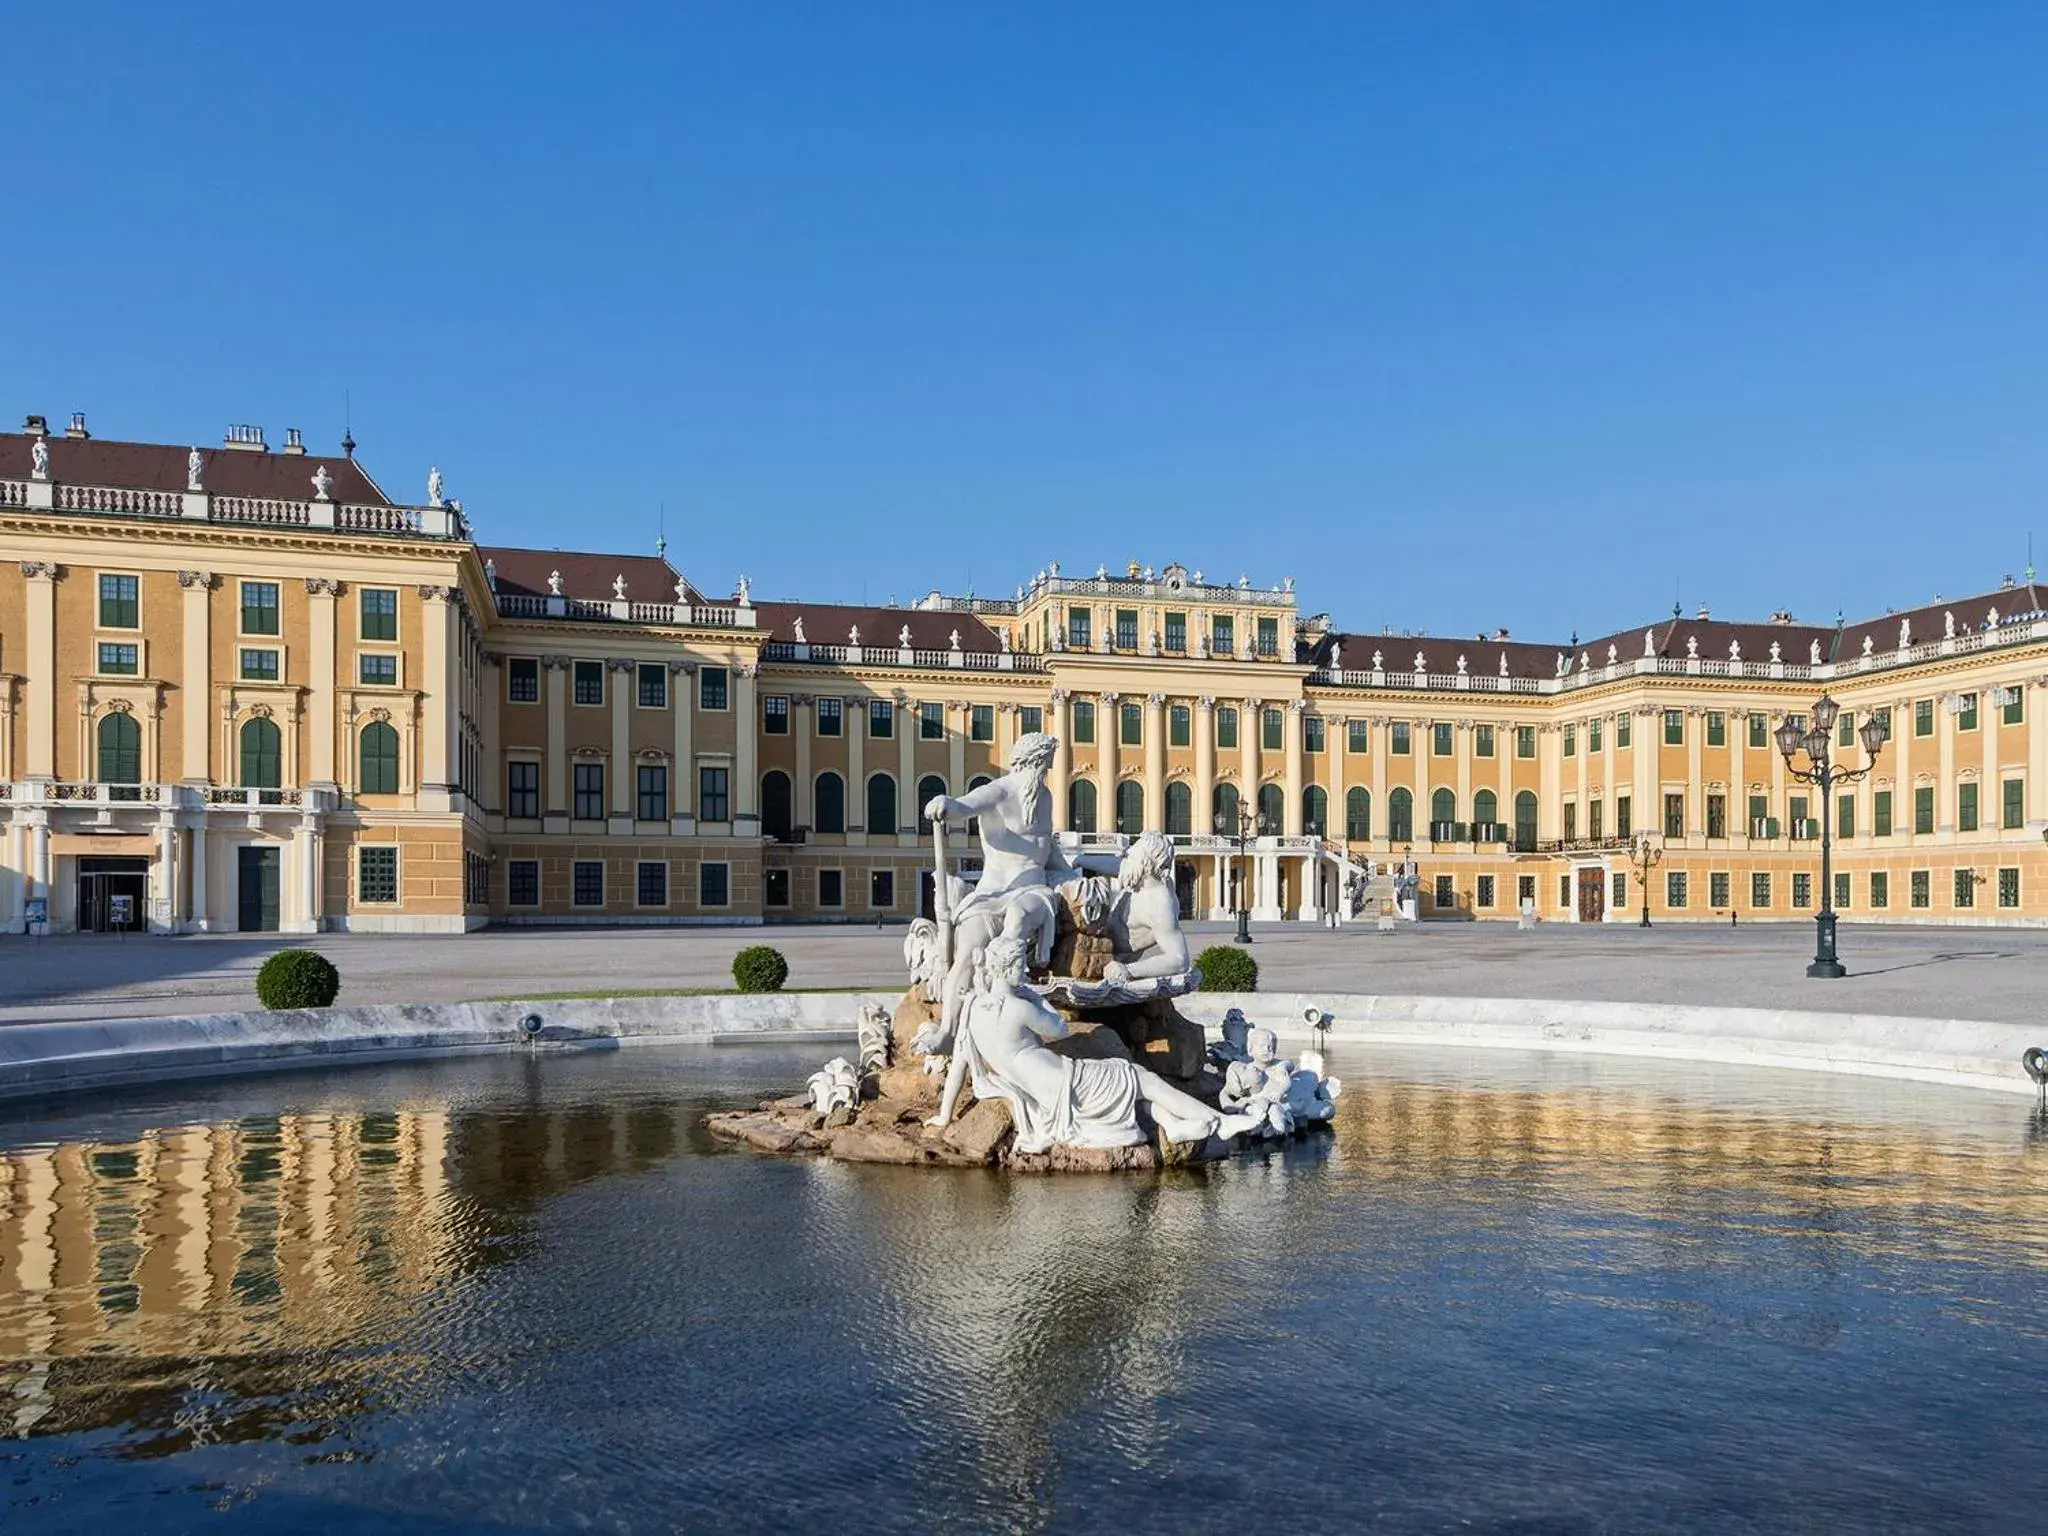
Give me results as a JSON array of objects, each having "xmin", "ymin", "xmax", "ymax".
[
  {"xmin": 1626, "ymin": 832, "xmax": 1662, "ymax": 927},
  {"xmin": 1775, "ymin": 693, "xmax": 1888, "ymax": 978},
  {"xmin": 1225, "ymin": 798, "xmax": 1270, "ymax": 944}
]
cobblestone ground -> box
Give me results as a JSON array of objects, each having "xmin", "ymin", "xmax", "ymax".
[{"xmin": 2, "ymin": 919, "xmax": 2044, "ymax": 1025}]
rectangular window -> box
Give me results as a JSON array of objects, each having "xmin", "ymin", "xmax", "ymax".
[
  {"xmin": 1165, "ymin": 612, "xmax": 1186, "ymax": 651},
  {"xmin": 869, "ymin": 699, "xmax": 894, "ymax": 738},
  {"xmin": 636, "ymin": 861, "xmax": 668, "ymax": 907},
  {"xmin": 1433, "ymin": 722, "xmax": 1453, "ymax": 756},
  {"xmin": 699, "ymin": 767, "xmax": 729, "ymax": 822},
  {"xmin": 507, "ymin": 760, "xmax": 540, "ymax": 819},
  {"xmin": 698, "ymin": 862, "xmax": 730, "ymax": 907},
  {"xmin": 699, "ymin": 666, "xmax": 729, "ymax": 710},
  {"xmin": 1616, "ymin": 796, "xmax": 1632, "ymax": 838},
  {"xmin": 1663, "ymin": 709, "xmax": 1683, "ymax": 745},
  {"xmin": 1838, "ymin": 711, "xmax": 1855, "ymax": 748},
  {"xmin": 1838, "ymin": 795, "xmax": 1855, "ymax": 838},
  {"xmin": 573, "ymin": 860, "xmax": 605, "ymax": 907},
  {"xmin": 765, "ymin": 868, "xmax": 790, "ymax": 907},
  {"xmin": 1616, "ymin": 713, "xmax": 1632, "ymax": 749},
  {"xmin": 1169, "ymin": 705, "xmax": 1191, "ymax": 747},
  {"xmin": 1122, "ymin": 702, "xmax": 1144, "ymax": 746},
  {"xmin": 1588, "ymin": 799, "xmax": 1602, "ymax": 839},
  {"xmin": 1748, "ymin": 793, "xmax": 1769, "ymax": 836},
  {"xmin": 1516, "ymin": 725, "xmax": 1536, "ymax": 759},
  {"xmin": 1707, "ymin": 794, "xmax": 1726, "ymax": 839},
  {"xmin": 1257, "ymin": 616, "xmax": 1279, "ymax": 656},
  {"xmin": 574, "ymin": 660, "xmax": 604, "ymax": 706},
  {"xmin": 760, "ymin": 694, "xmax": 789, "ymax": 734},
  {"xmin": 1303, "ymin": 716, "xmax": 1324, "ymax": 753},
  {"xmin": 1073, "ymin": 700, "xmax": 1096, "ymax": 744},
  {"xmin": 1018, "ymin": 706, "xmax": 1043, "ymax": 736},
  {"xmin": 573, "ymin": 763, "xmax": 605, "ymax": 821},
  {"xmin": 1910, "ymin": 870, "xmax": 1930, "ymax": 908},
  {"xmin": 1914, "ymin": 786, "xmax": 1935, "ymax": 835},
  {"xmin": 508, "ymin": 657, "xmax": 539, "ymax": 703},
  {"xmin": 1954, "ymin": 868, "xmax": 1976, "ymax": 908},
  {"xmin": 1915, "ymin": 699, "xmax": 1934, "ymax": 737},
  {"xmin": 1873, "ymin": 706, "xmax": 1892, "ymax": 740},
  {"xmin": 97, "ymin": 641, "xmax": 139, "ymax": 675},
  {"xmin": 1958, "ymin": 782, "xmax": 1979, "ymax": 833},
  {"xmin": 817, "ymin": 697, "xmax": 843, "ymax": 736},
  {"xmin": 360, "ymin": 587, "xmax": 398, "ymax": 641},
  {"xmin": 239, "ymin": 648, "xmax": 280, "ymax": 682},
  {"xmin": 1789, "ymin": 794, "xmax": 1811, "ymax": 838},
  {"xmin": 1434, "ymin": 874, "xmax": 1454, "ymax": 910},
  {"xmin": 1212, "ymin": 614, "xmax": 1234, "ymax": 654},
  {"xmin": 1835, "ymin": 871, "xmax": 1851, "ymax": 909},
  {"xmin": 1612, "ymin": 872, "xmax": 1628, "ymax": 910},
  {"xmin": 869, "ymin": 869, "xmax": 895, "ymax": 909},
  {"xmin": 818, "ymin": 868, "xmax": 844, "ymax": 908},
  {"xmin": 1563, "ymin": 724, "xmax": 1576, "ymax": 757},
  {"xmin": 1262, "ymin": 709, "xmax": 1283, "ymax": 751},
  {"xmin": 1666, "ymin": 872, "xmax": 1688, "ymax": 908},
  {"xmin": 1068, "ymin": 609, "xmax": 1092, "ymax": 649},
  {"xmin": 1869, "ymin": 872, "xmax": 1889, "ymax": 908},
  {"xmin": 920, "ymin": 701, "xmax": 944, "ymax": 740},
  {"xmin": 357, "ymin": 846, "xmax": 398, "ymax": 903},
  {"xmin": 1474, "ymin": 724, "xmax": 1494, "ymax": 758},
  {"xmin": 639, "ymin": 664, "xmax": 669, "ymax": 709},
  {"xmin": 971, "ymin": 705, "xmax": 994, "ymax": 742},
  {"xmin": 2005, "ymin": 778, "xmax": 2025, "ymax": 830},
  {"xmin": 1710, "ymin": 871, "xmax": 1730, "ymax": 908},
  {"xmin": 1563, "ymin": 803, "xmax": 1577, "ymax": 840},
  {"xmin": 1875, "ymin": 790, "xmax": 1893, "ymax": 837},
  {"xmin": 1477, "ymin": 875, "xmax": 1495, "ymax": 909},
  {"xmin": 1791, "ymin": 873, "xmax": 1811, "ymax": 909},
  {"xmin": 1348, "ymin": 718, "xmax": 1370, "ymax": 754},
  {"xmin": 1663, "ymin": 793, "xmax": 1683, "ymax": 838},
  {"xmin": 1559, "ymin": 875, "xmax": 1572, "ymax": 909},
  {"xmin": 1115, "ymin": 609, "xmax": 1139, "ymax": 650},
  {"xmin": 637, "ymin": 764, "xmax": 668, "ymax": 822},
  {"xmin": 1748, "ymin": 713, "xmax": 1768, "ymax": 749},
  {"xmin": 1999, "ymin": 867, "xmax": 2020, "ymax": 908},
  {"xmin": 1517, "ymin": 875, "xmax": 1536, "ymax": 907},
  {"xmin": 1392, "ymin": 722, "xmax": 1411, "ymax": 755},
  {"xmin": 2004, "ymin": 687, "xmax": 2024, "ymax": 727},
  {"xmin": 240, "ymin": 581, "xmax": 280, "ymax": 635},
  {"xmin": 1706, "ymin": 711, "xmax": 1725, "ymax": 747},
  {"xmin": 1958, "ymin": 693, "xmax": 1979, "ymax": 731},
  {"xmin": 358, "ymin": 653, "xmax": 397, "ymax": 687},
  {"xmin": 98, "ymin": 573, "xmax": 139, "ymax": 629},
  {"xmin": 508, "ymin": 859, "xmax": 540, "ymax": 906},
  {"xmin": 1589, "ymin": 719, "xmax": 1603, "ymax": 754}
]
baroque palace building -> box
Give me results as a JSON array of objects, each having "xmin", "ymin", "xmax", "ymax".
[{"xmin": 5, "ymin": 412, "xmax": 2048, "ymax": 934}]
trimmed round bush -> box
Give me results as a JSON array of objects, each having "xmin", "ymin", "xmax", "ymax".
[
  {"xmin": 255, "ymin": 948, "xmax": 342, "ymax": 1010},
  {"xmin": 732, "ymin": 944, "xmax": 790, "ymax": 993},
  {"xmin": 1195, "ymin": 944, "xmax": 1258, "ymax": 993}
]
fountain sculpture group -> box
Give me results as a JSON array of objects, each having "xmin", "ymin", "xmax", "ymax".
[{"xmin": 707, "ymin": 732, "xmax": 1340, "ymax": 1171}]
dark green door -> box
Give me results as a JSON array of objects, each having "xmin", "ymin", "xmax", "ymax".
[{"xmin": 237, "ymin": 846, "xmax": 280, "ymax": 932}]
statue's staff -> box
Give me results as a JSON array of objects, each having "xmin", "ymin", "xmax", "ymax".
[{"xmin": 932, "ymin": 805, "xmax": 954, "ymax": 977}]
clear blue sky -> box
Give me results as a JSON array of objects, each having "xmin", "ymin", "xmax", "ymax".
[{"xmin": 16, "ymin": 4, "xmax": 2048, "ymax": 639}]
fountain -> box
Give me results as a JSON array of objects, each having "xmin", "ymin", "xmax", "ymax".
[{"xmin": 707, "ymin": 731, "xmax": 1337, "ymax": 1170}]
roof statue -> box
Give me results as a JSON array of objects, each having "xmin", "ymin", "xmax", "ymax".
[
  {"xmin": 1499, "ymin": 651, "xmax": 1508, "ymax": 677},
  {"xmin": 1555, "ymin": 652, "xmax": 1567, "ymax": 676},
  {"xmin": 427, "ymin": 466, "xmax": 444, "ymax": 507},
  {"xmin": 186, "ymin": 448, "xmax": 203, "ymax": 492},
  {"xmin": 850, "ymin": 625, "xmax": 860, "ymax": 646},
  {"xmin": 613, "ymin": 574, "xmax": 628, "ymax": 600},
  {"xmin": 900, "ymin": 625, "xmax": 913, "ymax": 648},
  {"xmin": 792, "ymin": 615, "xmax": 806, "ymax": 643},
  {"xmin": 950, "ymin": 629, "xmax": 962, "ymax": 651},
  {"xmin": 1456, "ymin": 654, "xmax": 1468, "ymax": 675},
  {"xmin": 674, "ymin": 575, "xmax": 688, "ymax": 603},
  {"xmin": 1282, "ymin": 576, "xmax": 1294, "ymax": 592},
  {"xmin": 1372, "ymin": 649, "xmax": 1383, "ymax": 670},
  {"xmin": 1989, "ymin": 606, "xmax": 2001, "ymax": 628},
  {"xmin": 1644, "ymin": 628, "xmax": 1655, "ymax": 658},
  {"xmin": 1686, "ymin": 635, "xmax": 1698, "ymax": 658},
  {"xmin": 1329, "ymin": 640, "xmax": 1342, "ymax": 671},
  {"xmin": 1580, "ymin": 650, "xmax": 1590, "ymax": 672},
  {"xmin": 311, "ymin": 464, "xmax": 333, "ymax": 501},
  {"xmin": 1414, "ymin": 651, "xmax": 1427, "ymax": 673},
  {"xmin": 736, "ymin": 575, "xmax": 752, "ymax": 606},
  {"xmin": 1809, "ymin": 639, "xmax": 1821, "ymax": 664},
  {"xmin": 1899, "ymin": 618, "xmax": 1911, "ymax": 649},
  {"xmin": 548, "ymin": 569, "xmax": 563, "ymax": 596},
  {"xmin": 1000, "ymin": 627, "xmax": 1012, "ymax": 653},
  {"xmin": 30, "ymin": 438, "xmax": 48, "ymax": 479},
  {"xmin": 1862, "ymin": 634, "xmax": 1876, "ymax": 656},
  {"xmin": 1730, "ymin": 640, "xmax": 1741, "ymax": 660},
  {"xmin": 484, "ymin": 558, "xmax": 497, "ymax": 590},
  {"xmin": 1945, "ymin": 610, "xmax": 1956, "ymax": 639},
  {"xmin": 1607, "ymin": 643, "xmax": 1618, "ymax": 665}
]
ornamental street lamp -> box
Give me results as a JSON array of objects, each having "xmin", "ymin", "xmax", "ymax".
[
  {"xmin": 1224, "ymin": 798, "xmax": 1272, "ymax": 944},
  {"xmin": 1775, "ymin": 693, "xmax": 1888, "ymax": 978},
  {"xmin": 1626, "ymin": 832, "xmax": 1663, "ymax": 928}
]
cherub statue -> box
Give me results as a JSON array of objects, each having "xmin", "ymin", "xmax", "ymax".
[
  {"xmin": 792, "ymin": 615, "xmax": 806, "ymax": 643},
  {"xmin": 1219, "ymin": 1026, "xmax": 1293, "ymax": 1137},
  {"xmin": 806, "ymin": 1057, "xmax": 861, "ymax": 1116},
  {"xmin": 1208, "ymin": 1007, "xmax": 1255, "ymax": 1065}
]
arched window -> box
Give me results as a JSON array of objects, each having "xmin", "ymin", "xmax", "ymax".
[
  {"xmin": 96, "ymin": 712, "xmax": 140, "ymax": 785},
  {"xmin": 1345, "ymin": 786, "xmax": 1370, "ymax": 841},
  {"xmin": 358, "ymin": 721, "xmax": 400, "ymax": 794},
  {"xmin": 1431, "ymin": 787, "xmax": 1456, "ymax": 835},
  {"xmin": 1473, "ymin": 788, "xmax": 1498, "ymax": 831},
  {"xmin": 761, "ymin": 770, "xmax": 793, "ymax": 840},
  {"xmin": 966, "ymin": 775, "xmax": 991, "ymax": 836},
  {"xmin": 814, "ymin": 771, "xmax": 846, "ymax": 834},
  {"xmin": 1257, "ymin": 782, "xmax": 1283, "ymax": 832},
  {"xmin": 240, "ymin": 717, "xmax": 281, "ymax": 789},
  {"xmin": 1213, "ymin": 781, "xmax": 1240, "ymax": 835},
  {"xmin": 1068, "ymin": 779, "xmax": 1098, "ymax": 833},
  {"xmin": 1388, "ymin": 787, "xmax": 1414, "ymax": 841},
  {"xmin": 1114, "ymin": 779, "xmax": 1144, "ymax": 834},
  {"xmin": 866, "ymin": 773, "xmax": 898, "ymax": 836},
  {"xmin": 1514, "ymin": 790, "xmax": 1538, "ymax": 851},
  {"xmin": 1164, "ymin": 781, "xmax": 1192, "ymax": 837},
  {"xmin": 1303, "ymin": 785, "xmax": 1328, "ymax": 836},
  {"xmin": 917, "ymin": 774, "xmax": 948, "ymax": 835}
]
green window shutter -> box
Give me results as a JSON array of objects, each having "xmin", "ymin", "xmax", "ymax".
[{"xmin": 2004, "ymin": 778, "xmax": 2025, "ymax": 830}]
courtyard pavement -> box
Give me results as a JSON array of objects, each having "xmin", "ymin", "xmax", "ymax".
[{"xmin": 0, "ymin": 919, "xmax": 2043, "ymax": 1026}]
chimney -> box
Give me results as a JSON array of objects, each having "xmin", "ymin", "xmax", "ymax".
[
  {"xmin": 22, "ymin": 414, "xmax": 48, "ymax": 437},
  {"xmin": 1696, "ymin": 603, "xmax": 1711, "ymax": 620},
  {"xmin": 223, "ymin": 423, "xmax": 267, "ymax": 452},
  {"xmin": 1492, "ymin": 627, "xmax": 1510, "ymax": 642},
  {"xmin": 282, "ymin": 427, "xmax": 306, "ymax": 455},
  {"xmin": 65, "ymin": 412, "xmax": 89, "ymax": 439}
]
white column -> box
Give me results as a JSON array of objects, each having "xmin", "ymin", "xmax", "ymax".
[
  {"xmin": 306, "ymin": 579, "xmax": 339, "ymax": 787},
  {"xmin": 608, "ymin": 658, "xmax": 634, "ymax": 832},
  {"xmin": 1283, "ymin": 700, "xmax": 1305, "ymax": 835},
  {"xmin": 155, "ymin": 817, "xmax": 177, "ymax": 932},
  {"xmin": 292, "ymin": 820, "xmax": 318, "ymax": 934},
  {"xmin": 1048, "ymin": 691, "xmax": 1070, "ymax": 830},
  {"xmin": 21, "ymin": 562, "xmax": 58, "ymax": 778},
  {"xmin": 949, "ymin": 700, "xmax": 967, "ymax": 798},
  {"xmin": 179, "ymin": 570, "xmax": 214, "ymax": 785},
  {"xmin": 189, "ymin": 821, "xmax": 208, "ymax": 931},
  {"xmin": 544, "ymin": 657, "xmax": 570, "ymax": 821},
  {"xmin": 1099, "ymin": 693, "xmax": 1120, "ymax": 829},
  {"xmin": 1144, "ymin": 692, "xmax": 1166, "ymax": 831},
  {"xmin": 671, "ymin": 662, "xmax": 696, "ymax": 828},
  {"xmin": 418, "ymin": 586, "xmax": 456, "ymax": 800},
  {"xmin": 795, "ymin": 695, "xmax": 814, "ymax": 826},
  {"xmin": 846, "ymin": 694, "xmax": 866, "ymax": 844},
  {"xmin": 1195, "ymin": 696, "xmax": 1216, "ymax": 839},
  {"xmin": 736, "ymin": 664, "xmax": 760, "ymax": 829},
  {"xmin": 895, "ymin": 689, "xmax": 914, "ymax": 845},
  {"xmin": 1240, "ymin": 697, "xmax": 1260, "ymax": 828}
]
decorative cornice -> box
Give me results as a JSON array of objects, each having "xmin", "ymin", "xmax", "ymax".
[
  {"xmin": 176, "ymin": 569, "xmax": 215, "ymax": 590},
  {"xmin": 668, "ymin": 659, "xmax": 699, "ymax": 675},
  {"xmin": 541, "ymin": 655, "xmax": 573, "ymax": 670},
  {"xmin": 303, "ymin": 577, "xmax": 342, "ymax": 597},
  {"xmin": 605, "ymin": 657, "xmax": 636, "ymax": 672},
  {"xmin": 18, "ymin": 560, "xmax": 58, "ymax": 580},
  {"xmin": 417, "ymin": 584, "xmax": 455, "ymax": 602}
]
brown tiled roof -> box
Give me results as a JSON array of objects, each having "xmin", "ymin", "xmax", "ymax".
[
  {"xmin": 0, "ymin": 432, "xmax": 392, "ymax": 505},
  {"xmin": 480, "ymin": 545, "xmax": 702, "ymax": 604},
  {"xmin": 1305, "ymin": 630, "xmax": 1571, "ymax": 682},
  {"xmin": 753, "ymin": 600, "xmax": 1004, "ymax": 653},
  {"xmin": 1835, "ymin": 584, "xmax": 2048, "ymax": 662}
]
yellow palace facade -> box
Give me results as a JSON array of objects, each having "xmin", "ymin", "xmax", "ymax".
[{"xmin": 6, "ymin": 413, "xmax": 2048, "ymax": 934}]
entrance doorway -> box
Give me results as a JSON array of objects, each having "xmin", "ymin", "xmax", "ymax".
[
  {"xmin": 1576, "ymin": 867, "xmax": 1606, "ymax": 924},
  {"xmin": 1174, "ymin": 863, "xmax": 1196, "ymax": 921},
  {"xmin": 77, "ymin": 856, "xmax": 149, "ymax": 933},
  {"xmin": 237, "ymin": 846, "xmax": 281, "ymax": 932}
]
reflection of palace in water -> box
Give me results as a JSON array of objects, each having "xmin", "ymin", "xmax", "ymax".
[{"xmin": 0, "ymin": 1093, "xmax": 685, "ymax": 1442}]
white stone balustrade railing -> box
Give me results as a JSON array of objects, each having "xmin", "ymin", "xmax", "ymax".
[
  {"xmin": 491, "ymin": 593, "xmax": 761, "ymax": 628},
  {"xmin": 0, "ymin": 781, "xmax": 338, "ymax": 813},
  {"xmin": 3, "ymin": 475, "xmax": 464, "ymax": 538},
  {"xmin": 755, "ymin": 639, "xmax": 1042, "ymax": 671}
]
